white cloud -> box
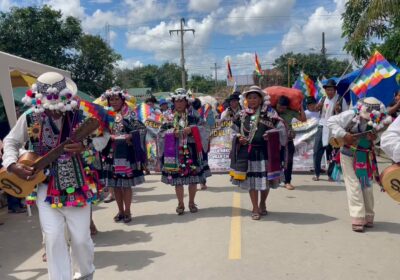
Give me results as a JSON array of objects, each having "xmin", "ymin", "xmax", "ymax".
[
  {"xmin": 89, "ymin": 0, "xmax": 112, "ymax": 3},
  {"xmin": 218, "ymin": 0, "xmax": 296, "ymax": 36},
  {"xmin": 44, "ymin": 0, "xmax": 85, "ymax": 19},
  {"xmin": 126, "ymin": 16, "xmax": 215, "ymax": 62},
  {"xmin": 82, "ymin": 9, "xmax": 126, "ymax": 32},
  {"xmin": 279, "ymin": 1, "xmax": 347, "ymax": 56},
  {"xmin": 0, "ymin": 0, "xmax": 12, "ymax": 11},
  {"xmin": 115, "ymin": 58, "xmax": 144, "ymax": 69},
  {"xmin": 124, "ymin": 0, "xmax": 179, "ymax": 24},
  {"xmin": 188, "ymin": 0, "xmax": 222, "ymax": 13}
]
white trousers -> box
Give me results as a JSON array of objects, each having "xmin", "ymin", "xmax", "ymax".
[
  {"xmin": 37, "ymin": 185, "xmax": 95, "ymax": 280},
  {"xmin": 340, "ymin": 154, "xmax": 374, "ymax": 225}
]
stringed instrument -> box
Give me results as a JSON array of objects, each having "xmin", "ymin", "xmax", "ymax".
[
  {"xmin": 329, "ymin": 130, "xmax": 375, "ymax": 148},
  {"xmin": 0, "ymin": 118, "xmax": 100, "ymax": 198},
  {"xmin": 380, "ymin": 164, "xmax": 400, "ymax": 202}
]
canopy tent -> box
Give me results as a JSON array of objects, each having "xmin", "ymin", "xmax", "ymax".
[
  {"xmin": 0, "ymin": 51, "xmax": 71, "ymax": 126},
  {"xmin": 323, "ymin": 64, "xmax": 400, "ymax": 106}
]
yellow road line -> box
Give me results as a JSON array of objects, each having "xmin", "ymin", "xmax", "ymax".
[{"xmin": 228, "ymin": 191, "xmax": 241, "ymax": 260}]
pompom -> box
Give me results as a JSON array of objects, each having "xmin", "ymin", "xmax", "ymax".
[
  {"xmin": 43, "ymin": 103, "xmax": 50, "ymax": 109},
  {"xmin": 70, "ymin": 100, "xmax": 78, "ymax": 108},
  {"xmin": 66, "ymin": 104, "xmax": 72, "ymax": 111},
  {"xmin": 49, "ymin": 104, "xmax": 55, "ymax": 111},
  {"xmin": 35, "ymin": 93, "xmax": 43, "ymax": 99},
  {"xmin": 57, "ymin": 102, "xmax": 64, "ymax": 110},
  {"xmin": 368, "ymin": 120, "xmax": 373, "ymax": 126},
  {"xmin": 31, "ymin": 84, "xmax": 37, "ymax": 92},
  {"xmin": 59, "ymin": 88, "xmax": 69, "ymax": 96}
]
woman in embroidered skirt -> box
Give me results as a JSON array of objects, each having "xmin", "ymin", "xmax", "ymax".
[
  {"xmin": 230, "ymin": 86, "xmax": 285, "ymax": 220},
  {"xmin": 102, "ymin": 87, "xmax": 147, "ymax": 223},
  {"xmin": 158, "ymin": 88, "xmax": 210, "ymax": 215}
]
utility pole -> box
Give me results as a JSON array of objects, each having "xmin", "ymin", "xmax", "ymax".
[
  {"xmin": 210, "ymin": 62, "xmax": 221, "ymax": 86},
  {"xmin": 169, "ymin": 18, "xmax": 195, "ymax": 89},
  {"xmin": 105, "ymin": 23, "xmax": 110, "ymax": 46},
  {"xmin": 321, "ymin": 32, "xmax": 327, "ymax": 77},
  {"xmin": 287, "ymin": 58, "xmax": 296, "ymax": 87},
  {"xmin": 321, "ymin": 32, "xmax": 327, "ymax": 58}
]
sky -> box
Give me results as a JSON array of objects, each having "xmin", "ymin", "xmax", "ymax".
[{"xmin": 0, "ymin": 0, "xmax": 350, "ymax": 79}]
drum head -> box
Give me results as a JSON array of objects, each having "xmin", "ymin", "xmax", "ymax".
[{"xmin": 381, "ymin": 164, "xmax": 400, "ymax": 202}]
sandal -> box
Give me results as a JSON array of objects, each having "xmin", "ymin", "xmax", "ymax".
[
  {"xmin": 312, "ymin": 176, "xmax": 319, "ymax": 181},
  {"xmin": 42, "ymin": 253, "xmax": 47, "ymax": 262},
  {"xmin": 189, "ymin": 204, "xmax": 198, "ymax": 213},
  {"xmin": 90, "ymin": 226, "xmax": 98, "ymax": 236},
  {"xmin": 113, "ymin": 213, "xmax": 124, "ymax": 222},
  {"xmin": 176, "ymin": 205, "xmax": 185, "ymax": 215},
  {"xmin": 123, "ymin": 213, "xmax": 132, "ymax": 223},
  {"xmin": 251, "ymin": 213, "xmax": 261, "ymax": 220},
  {"xmin": 352, "ymin": 224, "xmax": 364, "ymax": 232},
  {"xmin": 365, "ymin": 222, "xmax": 374, "ymax": 228}
]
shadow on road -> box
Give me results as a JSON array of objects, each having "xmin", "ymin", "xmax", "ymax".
[
  {"xmin": 259, "ymin": 211, "xmax": 337, "ymax": 225},
  {"xmin": 131, "ymin": 206, "xmax": 247, "ymax": 227},
  {"xmin": 94, "ymin": 250, "xmax": 165, "ymax": 272},
  {"xmin": 133, "ymin": 186, "xmax": 157, "ymax": 193},
  {"xmin": 133, "ymin": 194, "xmax": 177, "ymax": 203},
  {"xmin": 368, "ymin": 221, "xmax": 400, "ymax": 235},
  {"xmin": 4, "ymin": 268, "xmax": 47, "ymax": 280},
  {"xmin": 93, "ymin": 229, "xmax": 152, "ymax": 247},
  {"xmin": 205, "ymin": 186, "xmax": 247, "ymax": 193},
  {"xmin": 295, "ymin": 185, "xmax": 344, "ymax": 192}
]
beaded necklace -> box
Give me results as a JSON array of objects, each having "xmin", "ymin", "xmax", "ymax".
[{"xmin": 240, "ymin": 107, "xmax": 261, "ymax": 144}]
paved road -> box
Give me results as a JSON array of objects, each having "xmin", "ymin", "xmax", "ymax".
[{"xmin": 1, "ymin": 165, "xmax": 400, "ymax": 280}]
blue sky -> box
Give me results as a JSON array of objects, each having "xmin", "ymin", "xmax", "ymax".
[{"xmin": 1, "ymin": 0, "xmax": 349, "ymax": 78}]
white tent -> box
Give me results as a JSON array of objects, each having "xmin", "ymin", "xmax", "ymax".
[{"xmin": 0, "ymin": 51, "xmax": 70, "ymax": 127}]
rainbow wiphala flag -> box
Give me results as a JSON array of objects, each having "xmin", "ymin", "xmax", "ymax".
[
  {"xmin": 255, "ymin": 52, "xmax": 263, "ymax": 76},
  {"xmin": 351, "ymin": 51, "xmax": 397, "ymax": 97},
  {"xmin": 292, "ymin": 71, "xmax": 317, "ymax": 99}
]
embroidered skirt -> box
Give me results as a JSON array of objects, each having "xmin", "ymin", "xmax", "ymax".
[
  {"xmin": 161, "ymin": 142, "xmax": 210, "ymax": 186},
  {"xmin": 231, "ymin": 145, "xmax": 279, "ymax": 191},
  {"xmin": 104, "ymin": 166, "xmax": 145, "ymax": 188}
]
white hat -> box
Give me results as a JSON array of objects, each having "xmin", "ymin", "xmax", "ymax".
[
  {"xmin": 357, "ymin": 97, "xmax": 392, "ymax": 129},
  {"xmin": 168, "ymin": 88, "xmax": 194, "ymax": 102},
  {"xmin": 22, "ymin": 72, "xmax": 78, "ymax": 113},
  {"xmin": 358, "ymin": 97, "xmax": 384, "ymax": 119},
  {"xmin": 100, "ymin": 86, "xmax": 132, "ymax": 101},
  {"xmin": 243, "ymin": 85, "xmax": 266, "ymax": 98}
]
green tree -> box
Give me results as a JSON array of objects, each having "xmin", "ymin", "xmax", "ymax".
[
  {"xmin": 188, "ymin": 75, "xmax": 216, "ymax": 93},
  {"xmin": 69, "ymin": 34, "xmax": 121, "ymax": 97},
  {"xmin": 342, "ymin": 0, "xmax": 400, "ymax": 64},
  {"xmin": 273, "ymin": 53, "xmax": 352, "ymax": 86},
  {"xmin": 0, "ymin": 6, "xmax": 82, "ymax": 68},
  {"xmin": 115, "ymin": 63, "xmax": 185, "ymax": 91}
]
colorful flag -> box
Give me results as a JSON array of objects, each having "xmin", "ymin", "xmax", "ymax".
[
  {"xmin": 292, "ymin": 71, "xmax": 317, "ymax": 98},
  {"xmin": 316, "ymin": 78, "xmax": 326, "ymax": 101},
  {"xmin": 351, "ymin": 51, "xmax": 397, "ymax": 97},
  {"xmin": 255, "ymin": 52, "xmax": 263, "ymax": 76},
  {"xmin": 227, "ymin": 59, "xmax": 234, "ymax": 81}
]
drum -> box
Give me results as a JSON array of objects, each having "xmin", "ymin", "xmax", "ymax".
[{"xmin": 380, "ymin": 163, "xmax": 400, "ymax": 202}]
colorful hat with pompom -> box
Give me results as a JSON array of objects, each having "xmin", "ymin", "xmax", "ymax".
[{"xmin": 22, "ymin": 72, "xmax": 78, "ymax": 113}]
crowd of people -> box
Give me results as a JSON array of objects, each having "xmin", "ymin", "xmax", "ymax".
[{"xmin": 1, "ymin": 71, "xmax": 399, "ymax": 279}]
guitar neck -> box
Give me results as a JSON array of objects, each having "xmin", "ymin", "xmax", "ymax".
[{"xmin": 32, "ymin": 139, "xmax": 73, "ymax": 171}]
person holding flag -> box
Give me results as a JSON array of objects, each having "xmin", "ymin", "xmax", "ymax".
[{"xmin": 312, "ymin": 79, "xmax": 348, "ymax": 181}]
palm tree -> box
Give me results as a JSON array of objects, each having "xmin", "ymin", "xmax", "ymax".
[{"xmin": 342, "ymin": 0, "xmax": 400, "ymax": 63}]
